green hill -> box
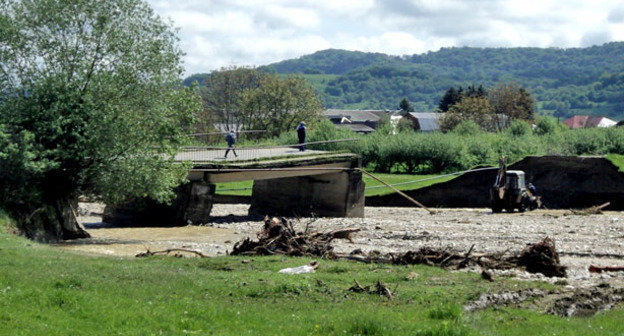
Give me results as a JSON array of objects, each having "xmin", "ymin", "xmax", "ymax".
[{"xmin": 185, "ymin": 43, "xmax": 624, "ymax": 120}]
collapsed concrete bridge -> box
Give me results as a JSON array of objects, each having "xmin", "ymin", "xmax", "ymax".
[{"xmin": 105, "ymin": 147, "xmax": 365, "ymax": 226}]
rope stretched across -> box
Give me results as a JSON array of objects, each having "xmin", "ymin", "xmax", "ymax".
[{"xmin": 199, "ymin": 166, "xmax": 498, "ymax": 214}]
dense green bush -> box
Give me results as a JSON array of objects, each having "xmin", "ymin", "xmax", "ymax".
[
  {"xmin": 533, "ymin": 116, "xmax": 563, "ymax": 136},
  {"xmin": 451, "ymin": 120, "xmax": 481, "ymax": 136},
  {"xmin": 507, "ymin": 120, "xmax": 532, "ymax": 136},
  {"xmin": 274, "ymin": 121, "xmax": 624, "ymax": 174}
]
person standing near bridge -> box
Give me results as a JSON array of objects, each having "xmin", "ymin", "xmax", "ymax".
[
  {"xmin": 224, "ymin": 130, "xmax": 238, "ymax": 158},
  {"xmin": 297, "ymin": 121, "xmax": 306, "ymax": 151}
]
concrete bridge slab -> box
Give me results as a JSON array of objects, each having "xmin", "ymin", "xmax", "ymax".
[{"xmin": 105, "ymin": 151, "xmax": 365, "ymax": 225}]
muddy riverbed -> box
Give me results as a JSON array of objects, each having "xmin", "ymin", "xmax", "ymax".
[{"xmin": 60, "ymin": 203, "xmax": 624, "ymax": 288}]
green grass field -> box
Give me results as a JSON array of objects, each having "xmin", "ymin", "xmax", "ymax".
[
  {"xmin": 607, "ymin": 154, "xmax": 624, "ymax": 172},
  {"xmin": 216, "ymin": 173, "xmax": 456, "ymax": 197},
  {"xmin": 1, "ymin": 229, "xmax": 624, "ymax": 335}
]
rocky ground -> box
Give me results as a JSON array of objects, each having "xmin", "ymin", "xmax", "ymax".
[
  {"xmin": 72, "ymin": 203, "xmax": 624, "ymax": 288},
  {"xmin": 208, "ymin": 204, "xmax": 624, "ymax": 287},
  {"xmin": 66, "ymin": 203, "xmax": 624, "ymax": 315}
]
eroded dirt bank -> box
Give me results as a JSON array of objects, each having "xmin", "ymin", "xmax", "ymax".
[{"xmin": 367, "ymin": 156, "xmax": 624, "ymax": 209}]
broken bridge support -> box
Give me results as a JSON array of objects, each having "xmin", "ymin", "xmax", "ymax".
[
  {"xmin": 248, "ymin": 167, "xmax": 365, "ymax": 218},
  {"xmin": 103, "ymin": 180, "xmax": 216, "ymax": 226}
]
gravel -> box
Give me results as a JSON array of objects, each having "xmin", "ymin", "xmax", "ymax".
[{"xmin": 210, "ymin": 204, "xmax": 624, "ymax": 287}]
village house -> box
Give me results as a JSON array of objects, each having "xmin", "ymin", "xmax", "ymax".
[
  {"xmin": 402, "ymin": 112, "xmax": 446, "ymax": 132},
  {"xmin": 562, "ymin": 115, "xmax": 617, "ymax": 129},
  {"xmin": 323, "ymin": 109, "xmax": 404, "ymax": 134}
]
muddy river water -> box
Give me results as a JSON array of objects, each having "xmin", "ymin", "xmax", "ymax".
[{"xmin": 55, "ymin": 203, "xmax": 248, "ymax": 257}]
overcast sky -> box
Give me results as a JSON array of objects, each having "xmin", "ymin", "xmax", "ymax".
[{"xmin": 146, "ymin": 0, "xmax": 624, "ymax": 76}]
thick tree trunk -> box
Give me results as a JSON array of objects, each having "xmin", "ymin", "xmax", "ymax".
[{"xmin": 20, "ymin": 197, "xmax": 90, "ymax": 242}]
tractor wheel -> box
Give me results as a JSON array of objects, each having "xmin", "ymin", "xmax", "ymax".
[
  {"xmin": 491, "ymin": 201, "xmax": 502, "ymax": 213},
  {"xmin": 519, "ymin": 196, "xmax": 530, "ymax": 212},
  {"xmin": 506, "ymin": 206, "xmax": 515, "ymax": 213},
  {"xmin": 518, "ymin": 202, "xmax": 526, "ymax": 213}
]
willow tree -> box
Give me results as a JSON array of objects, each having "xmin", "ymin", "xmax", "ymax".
[{"xmin": 0, "ymin": 0, "xmax": 201, "ymax": 241}]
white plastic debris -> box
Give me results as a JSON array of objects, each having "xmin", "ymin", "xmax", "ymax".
[{"xmin": 278, "ymin": 261, "xmax": 319, "ymax": 274}]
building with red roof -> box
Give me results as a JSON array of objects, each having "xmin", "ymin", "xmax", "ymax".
[{"xmin": 562, "ymin": 115, "xmax": 617, "ymax": 129}]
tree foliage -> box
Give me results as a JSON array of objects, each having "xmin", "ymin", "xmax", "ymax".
[
  {"xmin": 399, "ymin": 97, "xmax": 414, "ymax": 112},
  {"xmin": 489, "ymin": 83, "xmax": 535, "ymax": 122},
  {"xmin": 441, "ymin": 96, "xmax": 503, "ymax": 132},
  {"xmin": 197, "ymin": 68, "xmax": 323, "ymax": 138},
  {"xmin": 438, "ymin": 87, "xmax": 461, "ymax": 112},
  {"xmin": 249, "ymin": 45, "xmax": 624, "ymax": 119},
  {"xmin": 239, "ymin": 75, "xmax": 323, "ymax": 137},
  {"xmin": 197, "ymin": 67, "xmax": 264, "ymax": 134},
  {"xmin": 0, "ymin": 0, "xmax": 201, "ymax": 240},
  {"xmin": 329, "ymin": 125, "xmax": 624, "ymax": 174},
  {"xmin": 439, "ymin": 83, "xmax": 536, "ymax": 132}
]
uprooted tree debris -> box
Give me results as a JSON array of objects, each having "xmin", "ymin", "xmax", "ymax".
[
  {"xmin": 231, "ymin": 217, "xmax": 567, "ymax": 278},
  {"xmin": 231, "ymin": 216, "xmax": 360, "ymax": 257},
  {"xmin": 348, "ymin": 280, "xmax": 394, "ymax": 299}
]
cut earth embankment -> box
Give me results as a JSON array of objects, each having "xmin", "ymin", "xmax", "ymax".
[{"xmin": 366, "ymin": 156, "xmax": 624, "ymax": 210}]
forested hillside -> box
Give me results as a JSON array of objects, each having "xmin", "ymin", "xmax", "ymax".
[{"xmin": 258, "ymin": 43, "xmax": 624, "ymax": 120}]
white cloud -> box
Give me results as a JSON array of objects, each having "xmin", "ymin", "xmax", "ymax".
[
  {"xmin": 145, "ymin": 0, "xmax": 624, "ymax": 75},
  {"xmin": 261, "ymin": 5, "xmax": 320, "ymax": 29}
]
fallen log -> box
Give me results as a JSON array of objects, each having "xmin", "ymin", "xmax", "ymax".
[
  {"xmin": 312, "ymin": 228, "xmax": 361, "ymax": 243},
  {"xmin": 347, "ymin": 280, "xmax": 393, "ymax": 299},
  {"xmin": 569, "ymin": 202, "xmax": 610, "ymax": 215},
  {"xmin": 136, "ymin": 248, "xmax": 208, "ymax": 258},
  {"xmin": 589, "ymin": 265, "xmax": 624, "ymax": 273},
  {"xmin": 375, "ymin": 281, "xmax": 394, "ymax": 299}
]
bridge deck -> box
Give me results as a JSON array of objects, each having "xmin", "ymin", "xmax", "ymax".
[
  {"xmin": 174, "ymin": 148, "xmax": 324, "ymax": 163},
  {"xmin": 181, "ymin": 150, "xmax": 360, "ymax": 183}
]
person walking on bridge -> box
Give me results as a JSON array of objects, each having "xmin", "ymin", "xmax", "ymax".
[
  {"xmin": 224, "ymin": 130, "xmax": 238, "ymax": 158},
  {"xmin": 296, "ymin": 121, "xmax": 306, "ymax": 151}
]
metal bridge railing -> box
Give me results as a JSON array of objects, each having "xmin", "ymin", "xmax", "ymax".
[{"xmin": 175, "ymin": 138, "xmax": 359, "ymax": 162}]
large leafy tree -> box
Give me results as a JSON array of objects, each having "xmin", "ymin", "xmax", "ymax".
[
  {"xmin": 238, "ymin": 74, "xmax": 323, "ymax": 137},
  {"xmin": 0, "ymin": 0, "xmax": 200, "ymax": 240},
  {"xmin": 198, "ymin": 66, "xmax": 264, "ymax": 134},
  {"xmin": 489, "ymin": 83, "xmax": 535, "ymax": 122},
  {"xmin": 199, "ymin": 69, "xmax": 323, "ymax": 138},
  {"xmin": 440, "ymin": 96, "xmax": 501, "ymax": 132}
]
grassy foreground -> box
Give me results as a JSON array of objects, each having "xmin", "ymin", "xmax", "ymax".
[
  {"xmin": 607, "ymin": 154, "xmax": 624, "ymax": 172},
  {"xmin": 1, "ymin": 229, "xmax": 624, "ymax": 335},
  {"xmin": 216, "ymin": 173, "xmax": 455, "ymax": 197}
]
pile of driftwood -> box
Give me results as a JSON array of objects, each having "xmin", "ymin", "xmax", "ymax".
[
  {"xmin": 346, "ymin": 237, "xmax": 566, "ymax": 277},
  {"xmin": 231, "ymin": 217, "xmax": 567, "ymax": 277},
  {"xmin": 231, "ymin": 216, "xmax": 359, "ymax": 257}
]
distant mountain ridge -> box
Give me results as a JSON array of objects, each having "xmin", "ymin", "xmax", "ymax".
[{"xmin": 185, "ymin": 43, "xmax": 624, "ymax": 120}]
